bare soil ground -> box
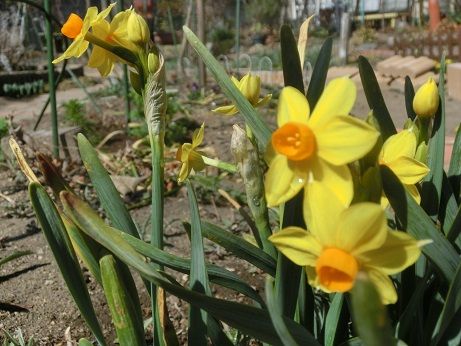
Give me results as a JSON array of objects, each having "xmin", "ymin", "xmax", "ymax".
[{"xmin": 1, "ymin": 63, "xmax": 461, "ymax": 345}]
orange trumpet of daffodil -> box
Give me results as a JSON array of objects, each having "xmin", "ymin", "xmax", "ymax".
[
  {"xmin": 265, "ymin": 77, "xmax": 379, "ymax": 207},
  {"xmin": 269, "ymin": 182, "xmax": 427, "ymax": 304}
]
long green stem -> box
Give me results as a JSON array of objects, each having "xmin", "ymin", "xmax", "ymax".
[
  {"xmin": 143, "ymin": 59, "xmax": 167, "ymax": 345},
  {"xmin": 202, "ymin": 156, "xmax": 237, "ymax": 173}
]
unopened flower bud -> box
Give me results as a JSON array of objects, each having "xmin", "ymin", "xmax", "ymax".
[
  {"xmin": 240, "ymin": 74, "xmax": 261, "ymax": 104},
  {"xmin": 148, "ymin": 53, "xmax": 159, "ymax": 74},
  {"xmin": 413, "ymin": 78, "xmax": 439, "ymax": 118},
  {"xmin": 127, "ymin": 11, "xmax": 150, "ymax": 45}
]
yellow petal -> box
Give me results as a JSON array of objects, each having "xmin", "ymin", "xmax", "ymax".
[
  {"xmin": 268, "ymin": 227, "xmax": 321, "ymax": 266},
  {"xmin": 178, "ymin": 161, "xmax": 191, "ymax": 182},
  {"xmin": 192, "ymin": 123, "xmax": 205, "ymax": 148},
  {"xmin": 367, "ymin": 269, "xmax": 397, "ymax": 305},
  {"xmin": 337, "ymin": 203, "xmax": 388, "ymax": 255},
  {"xmin": 95, "ymin": 3, "xmax": 116, "ymax": 22},
  {"xmin": 385, "ymin": 157, "xmax": 429, "ymax": 184},
  {"xmin": 231, "ymin": 75, "xmax": 240, "ymax": 87},
  {"xmin": 304, "ymin": 266, "xmax": 321, "ymax": 290},
  {"xmin": 277, "ymin": 87, "xmax": 310, "ymax": 127},
  {"xmin": 179, "ymin": 143, "xmax": 192, "ymax": 162},
  {"xmin": 189, "ymin": 151, "xmax": 205, "ymax": 171},
  {"xmin": 88, "ymin": 46, "xmax": 107, "ymax": 68},
  {"xmin": 361, "ymin": 231, "xmax": 421, "ymax": 275},
  {"xmin": 212, "ymin": 105, "xmax": 238, "ymax": 116},
  {"xmin": 52, "ymin": 36, "xmax": 87, "ymax": 63},
  {"xmin": 92, "ymin": 18, "xmax": 110, "ymax": 38},
  {"xmin": 381, "ymin": 130, "xmax": 417, "ymax": 163},
  {"xmin": 265, "ymin": 155, "xmax": 307, "ymax": 207},
  {"xmin": 303, "ymin": 182, "xmax": 345, "ymax": 247},
  {"xmin": 315, "ymin": 115, "xmax": 379, "ymax": 165},
  {"xmin": 256, "ymin": 94, "xmax": 272, "ymax": 108},
  {"xmin": 405, "ymin": 184, "xmax": 421, "ymax": 204},
  {"xmin": 309, "ymin": 77, "xmax": 356, "ymax": 128},
  {"xmin": 310, "ymin": 158, "xmax": 353, "ymax": 206}
]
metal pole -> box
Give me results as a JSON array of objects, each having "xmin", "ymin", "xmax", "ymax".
[
  {"xmin": 118, "ymin": 0, "xmax": 131, "ymax": 129},
  {"xmin": 235, "ymin": 0, "xmax": 240, "ymax": 75},
  {"xmin": 196, "ymin": 0, "xmax": 206, "ymax": 91},
  {"xmin": 44, "ymin": 0, "xmax": 59, "ymax": 157}
]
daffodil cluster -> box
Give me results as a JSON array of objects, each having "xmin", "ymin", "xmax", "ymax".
[
  {"xmin": 263, "ymin": 77, "xmax": 429, "ymax": 302},
  {"xmin": 53, "ymin": 4, "xmax": 157, "ymax": 82}
]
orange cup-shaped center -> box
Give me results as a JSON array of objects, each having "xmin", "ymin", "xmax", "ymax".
[
  {"xmin": 61, "ymin": 13, "xmax": 84, "ymax": 39},
  {"xmin": 316, "ymin": 248, "xmax": 359, "ymax": 292},
  {"xmin": 272, "ymin": 122, "xmax": 316, "ymax": 161}
]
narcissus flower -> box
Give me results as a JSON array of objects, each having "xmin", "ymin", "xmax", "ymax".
[
  {"xmin": 269, "ymin": 183, "xmax": 426, "ymax": 304},
  {"xmin": 53, "ymin": 4, "xmax": 116, "ymax": 64},
  {"xmin": 88, "ymin": 9, "xmax": 138, "ymax": 76},
  {"xmin": 379, "ymin": 129, "xmax": 430, "ymax": 205},
  {"xmin": 413, "ymin": 78, "xmax": 439, "ymax": 118},
  {"xmin": 176, "ymin": 123, "xmax": 206, "ymax": 182},
  {"xmin": 212, "ymin": 73, "xmax": 271, "ymax": 115},
  {"xmin": 265, "ymin": 78, "xmax": 379, "ymax": 207}
]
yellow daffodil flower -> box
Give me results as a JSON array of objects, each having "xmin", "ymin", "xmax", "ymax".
[
  {"xmin": 88, "ymin": 9, "xmax": 139, "ymax": 76},
  {"xmin": 176, "ymin": 123, "xmax": 206, "ymax": 182},
  {"xmin": 212, "ymin": 73, "xmax": 271, "ymax": 115},
  {"xmin": 413, "ymin": 78, "xmax": 439, "ymax": 118},
  {"xmin": 269, "ymin": 182, "xmax": 426, "ymax": 304},
  {"xmin": 53, "ymin": 4, "xmax": 116, "ymax": 64},
  {"xmin": 379, "ymin": 130, "xmax": 430, "ymax": 205},
  {"xmin": 265, "ymin": 77, "xmax": 379, "ymax": 207}
]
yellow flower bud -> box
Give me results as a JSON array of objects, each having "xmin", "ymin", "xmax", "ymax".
[
  {"xmin": 413, "ymin": 78, "xmax": 439, "ymax": 118},
  {"xmin": 127, "ymin": 11, "xmax": 150, "ymax": 45},
  {"xmin": 148, "ymin": 53, "xmax": 159, "ymax": 74},
  {"xmin": 239, "ymin": 73, "xmax": 261, "ymax": 104}
]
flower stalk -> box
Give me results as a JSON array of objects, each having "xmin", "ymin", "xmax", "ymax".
[{"xmin": 231, "ymin": 125, "xmax": 276, "ymax": 258}]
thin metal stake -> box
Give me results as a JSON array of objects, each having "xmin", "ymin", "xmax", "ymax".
[{"xmin": 44, "ymin": 0, "xmax": 59, "ymax": 157}]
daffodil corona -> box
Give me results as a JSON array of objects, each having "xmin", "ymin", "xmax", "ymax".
[
  {"xmin": 213, "ymin": 73, "xmax": 271, "ymax": 115},
  {"xmin": 269, "ymin": 183, "xmax": 425, "ymax": 304},
  {"xmin": 265, "ymin": 78, "xmax": 379, "ymax": 207}
]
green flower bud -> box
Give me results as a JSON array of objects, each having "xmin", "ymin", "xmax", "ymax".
[
  {"xmin": 413, "ymin": 78, "xmax": 439, "ymax": 118},
  {"xmin": 127, "ymin": 12, "xmax": 150, "ymax": 45},
  {"xmin": 148, "ymin": 53, "xmax": 159, "ymax": 74}
]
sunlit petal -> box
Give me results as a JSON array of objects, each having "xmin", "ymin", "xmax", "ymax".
[
  {"xmin": 381, "ymin": 130, "xmax": 417, "ymax": 163},
  {"xmin": 315, "ymin": 115, "xmax": 379, "ymax": 165},
  {"xmin": 269, "ymin": 227, "xmax": 321, "ymax": 266},
  {"xmin": 265, "ymin": 155, "xmax": 307, "ymax": 207},
  {"xmin": 192, "ymin": 123, "xmax": 205, "ymax": 147},
  {"xmin": 212, "ymin": 105, "xmax": 238, "ymax": 116},
  {"xmin": 309, "ymin": 77, "xmax": 356, "ymax": 128},
  {"xmin": 311, "ymin": 158, "xmax": 353, "ymax": 206},
  {"xmin": 367, "ymin": 269, "xmax": 397, "ymax": 305},
  {"xmin": 385, "ymin": 157, "xmax": 429, "ymax": 185},
  {"xmin": 337, "ymin": 203, "xmax": 388, "ymax": 254},
  {"xmin": 361, "ymin": 231, "xmax": 422, "ymax": 275},
  {"xmin": 277, "ymin": 87, "xmax": 310, "ymax": 127},
  {"xmin": 303, "ymin": 182, "xmax": 345, "ymax": 247}
]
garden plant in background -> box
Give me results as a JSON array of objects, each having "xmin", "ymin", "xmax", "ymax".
[{"xmin": 8, "ymin": 2, "xmax": 461, "ymax": 346}]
